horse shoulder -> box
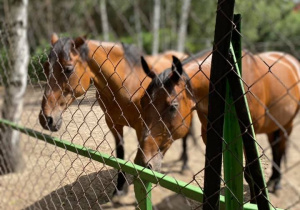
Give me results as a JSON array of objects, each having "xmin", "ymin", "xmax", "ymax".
[{"xmin": 185, "ymin": 61, "xmax": 211, "ymax": 115}]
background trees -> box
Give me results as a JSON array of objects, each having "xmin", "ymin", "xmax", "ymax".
[
  {"xmin": 1, "ymin": 0, "xmax": 300, "ymax": 83},
  {"xmin": 3, "ymin": 0, "xmax": 300, "ymax": 54}
]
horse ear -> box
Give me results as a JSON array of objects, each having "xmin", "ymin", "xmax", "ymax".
[
  {"xmin": 74, "ymin": 36, "xmax": 86, "ymax": 49},
  {"xmin": 51, "ymin": 33, "xmax": 59, "ymax": 45},
  {"xmin": 170, "ymin": 56, "xmax": 183, "ymax": 83},
  {"xmin": 141, "ymin": 56, "xmax": 156, "ymax": 79}
]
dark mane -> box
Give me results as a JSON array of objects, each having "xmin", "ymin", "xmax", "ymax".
[
  {"xmin": 49, "ymin": 37, "xmax": 71, "ymax": 64},
  {"xmin": 121, "ymin": 43, "xmax": 144, "ymax": 68},
  {"xmin": 181, "ymin": 48, "xmax": 212, "ymax": 66}
]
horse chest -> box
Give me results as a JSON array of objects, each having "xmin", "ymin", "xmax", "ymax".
[{"xmin": 96, "ymin": 90, "xmax": 141, "ymax": 126}]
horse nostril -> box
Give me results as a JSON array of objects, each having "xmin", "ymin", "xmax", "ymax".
[
  {"xmin": 147, "ymin": 163, "xmax": 153, "ymax": 170},
  {"xmin": 46, "ymin": 116, "xmax": 53, "ymax": 126}
]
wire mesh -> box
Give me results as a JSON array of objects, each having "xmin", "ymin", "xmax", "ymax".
[{"xmin": 0, "ymin": 0, "xmax": 300, "ymax": 210}]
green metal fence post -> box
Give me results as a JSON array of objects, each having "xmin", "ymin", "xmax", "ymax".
[
  {"xmin": 203, "ymin": 0, "xmax": 236, "ymax": 209},
  {"xmin": 134, "ymin": 178, "xmax": 152, "ymax": 210},
  {"xmin": 0, "ymin": 118, "xmax": 284, "ymax": 210},
  {"xmin": 223, "ymin": 81, "xmax": 244, "ymax": 209},
  {"xmin": 228, "ymin": 46, "xmax": 272, "ymax": 210},
  {"xmin": 223, "ymin": 14, "xmax": 244, "ymax": 210},
  {"xmin": 228, "ymin": 42, "xmax": 271, "ymax": 209}
]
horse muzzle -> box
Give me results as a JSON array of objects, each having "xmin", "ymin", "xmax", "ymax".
[
  {"xmin": 134, "ymin": 147, "xmax": 163, "ymax": 171},
  {"xmin": 39, "ymin": 111, "xmax": 62, "ymax": 132}
]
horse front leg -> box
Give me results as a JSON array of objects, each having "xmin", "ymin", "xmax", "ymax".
[
  {"xmin": 106, "ymin": 121, "xmax": 127, "ymax": 197},
  {"xmin": 179, "ymin": 134, "xmax": 189, "ymax": 172},
  {"xmin": 267, "ymin": 121, "xmax": 292, "ymax": 193},
  {"xmin": 179, "ymin": 119, "xmax": 198, "ymax": 172},
  {"xmin": 244, "ymin": 160, "xmax": 256, "ymax": 204}
]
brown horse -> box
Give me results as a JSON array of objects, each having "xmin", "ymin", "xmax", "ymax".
[
  {"xmin": 139, "ymin": 51, "xmax": 300, "ymax": 194},
  {"xmin": 38, "ymin": 34, "xmax": 190, "ymax": 197}
]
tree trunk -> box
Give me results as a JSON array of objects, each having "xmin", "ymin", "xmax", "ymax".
[
  {"xmin": 160, "ymin": 1, "xmax": 167, "ymax": 51},
  {"xmin": 107, "ymin": 1, "xmax": 135, "ymax": 37},
  {"xmin": 166, "ymin": 0, "xmax": 177, "ymax": 49},
  {"xmin": 177, "ymin": 0, "xmax": 191, "ymax": 52},
  {"xmin": 46, "ymin": 0, "xmax": 53, "ymax": 37},
  {"xmin": 0, "ymin": 0, "xmax": 29, "ymax": 174},
  {"xmin": 100, "ymin": 0, "xmax": 109, "ymax": 41},
  {"xmin": 133, "ymin": 0, "xmax": 143, "ymax": 50},
  {"xmin": 152, "ymin": 0, "xmax": 160, "ymax": 55}
]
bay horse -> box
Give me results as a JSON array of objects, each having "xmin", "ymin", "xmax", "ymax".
[
  {"xmin": 38, "ymin": 34, "xmax": 191, "ymax": 197},
  {"xmin": 139, "ymin": 51, "xmax": 300, "ymax": 195}
]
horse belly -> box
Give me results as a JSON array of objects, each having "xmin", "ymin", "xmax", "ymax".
[
  {"xmin": 96, "ymin": 91, "xmax": 141, "ymax": 128},
  {"xmin": 260, "ymin": 75, "xmax": 299, "ymax": 133},
  {"xmin": 262, "ymin": 96, "xmax": 298, "ymax": 133},
  {"xmin": 253, "ymin": 53, "xmax": 300, "ymax": 133}
]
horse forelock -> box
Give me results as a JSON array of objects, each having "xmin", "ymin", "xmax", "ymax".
[
  {"xmin": 146, "ymin": 68, "xmax": 192, "ymax": 101},
  {"xmin": 49, "ymin": 37, "xmax": 89, "ymax": 68},
  {"xmin": 49, "ymin": 37, "xmax": 72, "ymax": 65}
]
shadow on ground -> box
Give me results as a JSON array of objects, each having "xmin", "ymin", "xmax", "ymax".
[
  {"xmin": 24, "ymin": 169, "xmax": 123, "ymax": 210},
  {"xmin": 154, "ymin": 194, "xmax": 200, "ymax": 209},
  {"xmin": 23, "ymin": 167, "xmax": 202, "ymax": 210},
  {"xmin": 23, "ymin": 168, "xmax": 254, "ymax": 209}
]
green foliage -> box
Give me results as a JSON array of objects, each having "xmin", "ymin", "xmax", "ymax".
[
  {"xmin": 273, "ymin": 9, "xmax": 300, "ymax": 40},
  {"xmin": 235, "ymin": 0, "xmax": 294, "ymax": 41},
  {"xmin": 24, "ymin": 0, "xmax": 300, "ymax": 81},
  {"xmin": 28, "ymin": 44, "xmax": 49, "ymax": 84},
  {"xmin": 1, "ymin": 45, "xmax": 49, "ymax": 86},
  {"xmin": 119, "ymin": 29, "xmax": 177, "ymax": 54}
]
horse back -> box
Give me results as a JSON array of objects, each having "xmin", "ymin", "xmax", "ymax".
[
  {"xmin": 256, "ymin": 52, "xmax": 300, "ymax": 99},
  {"xmin": 249, "ymin": 52, "xmax": 300, "ymax": 133}
]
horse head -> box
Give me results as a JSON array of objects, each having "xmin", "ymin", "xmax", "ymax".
[
  {"xmin": 136, "ymin": 56, "xmax": 195, "ymax": 170},
  {"xmin": 39, "ymin": 33, "xmax": 91, "ymax": 131}
]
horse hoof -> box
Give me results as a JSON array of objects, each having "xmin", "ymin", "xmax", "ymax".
[
  {"xmin": 180, "ymin": 164, "xmax": 190, "ymax": 175},
  {"xmin": 179, "ymin": 155, "xmax": 187, "ymax": 161},
  {"xmin": 267, "ymin": 179, "xmax": 281, "ymax": 194},
  {"xmin": 112, "ymin": 183, "xmax": 129, "ymax": 201},
  {"xmin": 113, "ymin": 188, "xmax": 126, "ymax": 196},
  {"xmin": 111, "ymin": 189, "xmax": 128, "ymax": 204}
]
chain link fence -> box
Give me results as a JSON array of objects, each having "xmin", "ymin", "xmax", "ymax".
[{"xmin": 0, "ymin": 0, "xmax": 300, "ymax": 209}]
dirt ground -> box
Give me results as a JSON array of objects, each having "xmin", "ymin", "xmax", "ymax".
[{"xmin": 0, "ymin": 85, "xmax": 299, "ymax": 210}]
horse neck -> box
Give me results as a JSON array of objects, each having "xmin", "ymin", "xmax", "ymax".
[
  {"xmin": 184, "ymin": 57, "xmax": 212, "ymax": 114},
  {"xmin": 186, "ymin": 56, "xmax": 211, "ymax": 89},
  {"xmin": 86, "ymin": 40, "xmax": 147, "ymax": 102}
]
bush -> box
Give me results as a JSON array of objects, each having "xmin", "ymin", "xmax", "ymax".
[
  {"xmin": 28, "ymin": 46, "xmax": 49, "ymax": 84},
  {"xmin": 0, "ymin": 42, "xmax": 50, "ymax": 86}
]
